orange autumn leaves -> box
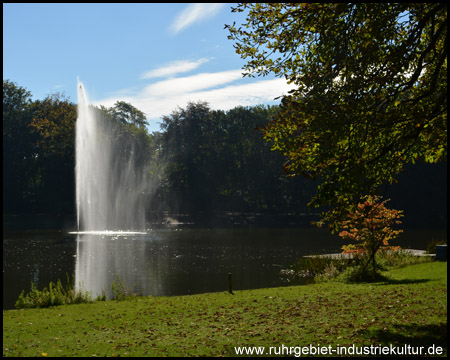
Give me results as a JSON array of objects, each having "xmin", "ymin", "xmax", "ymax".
[{"xmin": 339, "ymin": 195, "xmax": 403, "ymax": 255}]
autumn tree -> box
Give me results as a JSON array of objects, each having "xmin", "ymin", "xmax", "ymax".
[
  {"xmin": 226, "ymin": 3, "xmax": 447, "ymax": 229},
  {"xmin": 339, "ymin": 195, "xmax": 403, "ymax": 277}
]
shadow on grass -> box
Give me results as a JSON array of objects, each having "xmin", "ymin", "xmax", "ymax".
[
  {"xmin": 376, "ymin": 278, "xmax": 432, "ymax": 285},
  {"xmin": 343, "ymin": 273, "xmax": 431, "ymax": 285},
  {"xmin": 362, "ymin": 323, "xmax": 447, "ymax": 351}
]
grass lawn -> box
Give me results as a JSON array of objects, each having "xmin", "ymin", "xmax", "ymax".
[{"xmin": 3, "ymin": 261, "xmax": 447, "ymax": 357}]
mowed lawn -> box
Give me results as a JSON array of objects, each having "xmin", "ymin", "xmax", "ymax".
[{"xmin": 3, "ymin": 261, "xmax": 447, "ymax": 357}]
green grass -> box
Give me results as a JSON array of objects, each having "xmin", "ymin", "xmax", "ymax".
[{"xmin": 3, "ymin": 262, "xmax": 447, "ymax": 357}]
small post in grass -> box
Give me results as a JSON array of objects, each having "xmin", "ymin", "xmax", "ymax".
[{"xmin": 228, "ymin": 272, "xmax": 233, "ymax": 295}]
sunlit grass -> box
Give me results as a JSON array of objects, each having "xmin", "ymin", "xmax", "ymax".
[{"xmin": 3, "ymin": 261, "xmax": 447, "ymax": 357}]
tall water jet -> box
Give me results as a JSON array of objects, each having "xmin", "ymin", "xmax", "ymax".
[
  {"xmin": 75, "ymin": 80, "xmax": 147, "ymax": 297},
  {"xmin": 75, "ymin": 80, "xmax": 146, "ymax": 232}
]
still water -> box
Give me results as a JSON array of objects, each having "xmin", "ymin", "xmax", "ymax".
[{"xmin": 3, "ymin": 227, "xmax": 446, "ymax": 309}]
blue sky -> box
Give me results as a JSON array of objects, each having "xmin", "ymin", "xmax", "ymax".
[{"xmin": 3, "ymin": 3, "xmax": 294, "ymax": 132}]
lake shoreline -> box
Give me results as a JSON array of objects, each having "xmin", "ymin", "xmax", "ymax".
[{"xmin": 3, "ymin": 212, "xmax": 322, "ymax": 230}]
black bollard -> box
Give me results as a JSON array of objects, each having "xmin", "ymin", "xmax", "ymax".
[{"xmin": 228, "ymin": 273, "xmax": 234, "ymax": 295}]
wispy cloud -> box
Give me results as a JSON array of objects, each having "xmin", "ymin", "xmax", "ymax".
[
  {"xmin": 141, "ymin": 58, "xmax": 212, "ymax": 79},
  {"xmin": 170, "ymin": 3, "xmax": 225, "ymax": 34},
  {"xmin": 95, "ymin": 80, "xmax": 294, "ymax": 129},
  {"xmin": 142, "ymin": 70, "xmax": 244, "ymax": 95},
  {"xmin": 93, "ymin": 58, "xmax": 296, "ymax": 131}
]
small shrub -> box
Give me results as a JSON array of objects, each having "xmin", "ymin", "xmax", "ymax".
[
  {"xmin": 15, "ymin": 275, "xmax": 92, "ymax": 309},
  {"xmin": 284, "ymin": 255, "xmax": 354, "ymax": 282},
  {"xmin": 94, "ymin": 290, "xmax": 107, "ymax": 302},
  {"xmin": 376, "ymin": 249, "xmax": 433, "ymax": 269},
  {"xmin": 70, "ymin": 288, "xmax": 93, "ymax": 304},
  {"xmin": 314, "ymin": 263, "xmax": 341, "ymax": 282},
  {"xmin": 338, "ymin": 264, "xmax": 388, "ymax": 283},
  {"xmin": 111, "ymin": 275, "xmax": 139, "ymax": 301}
]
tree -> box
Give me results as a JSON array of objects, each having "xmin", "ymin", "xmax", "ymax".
[
  {"xmin": 339, "ymin": 195, "xmax": 403, "ymax": 277},
  {"xmin": 226, "ymin": 3, "xmax": 447, "ymax": 229},
  {"xmin": 28, "ymin": 93, "xmax": 77, "ymax": 212},
  {"xmin": 153, "ymin": 102, "xmax": 315, "ymax": 215},
  {"xmin": 158, "ymin": 101, "xmax": 218, "ymax": 213},
  {"xmin": 108, "ymin": 101, "xmax": 148, "ymax": 128},
  {"xmin": 3, "ymin": 80, "xmax": 34, "ymax": 212},
  {"xmin": 96, "ymin": 103, "xmax": 152, "ymax": 169}
]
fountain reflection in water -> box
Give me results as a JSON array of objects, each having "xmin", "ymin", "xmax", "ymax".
[{"xmin": 74, "ymin": 80, "xmax": 148, "ymax": 298}]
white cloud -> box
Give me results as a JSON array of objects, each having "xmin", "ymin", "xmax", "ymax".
[
  {"xmin": 188, "ymin": 78, "xmax": 295, "ymax": 111},
  {"xmin": 170, "ymin": 3, "xmax": 225, "ymax": 34},
  {"xmin": 142, "ymin": 69, "xmax": 244, "ymax": 95},
  {"xmin": 94, "ymin": 77, "xmax": 295, "ymax": 129},
  {"xmin": 141, "ymin": 58, "xmax": 212, "ymax": 79},
  {"xmin": 93, "ymin": 58, "xmax": 296, "ymax": 132}
]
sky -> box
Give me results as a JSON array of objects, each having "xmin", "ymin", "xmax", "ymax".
[{"xmin": 3, "ymin": 3, "xmax": 295, "ymax": 133}]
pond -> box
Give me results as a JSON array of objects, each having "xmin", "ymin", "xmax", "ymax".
[{"xmin": 3, "ymin": 226, "xmax": 446, "ymax": 309}]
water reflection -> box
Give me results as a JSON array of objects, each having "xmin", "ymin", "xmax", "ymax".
[
  {"xmin": 3, "ymin": 227, "xmax": 447, "ymax": 309},
  {"xmin": 75, "ymin": 232, "xmax": 164, "ymax": 299},
  {"xmin": 72, "ymin": 228, "xmax": 344, "ymax": 300}
]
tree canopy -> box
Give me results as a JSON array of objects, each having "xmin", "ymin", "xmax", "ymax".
[
  {"xmin": 152, "ymin": 101, "xmax": 315, "ymax": 215},
  {"xmin": 226, "ymin": 3, "xmax": 447, "ymax": 229},
  {"xmin": 107, "ymin": 101, "xmax": 148, "ymax": 128},
  {"xmin": 3, "ymin": 80, "xmax": 34, "ymax": 211}
]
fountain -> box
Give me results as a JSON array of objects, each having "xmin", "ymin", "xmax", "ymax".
[
  {"xmin": 74, "ymin": 80, "xmax": 148, "ymax": 298},
  {"xmin": 75, "ymin": 80, "xmax": 146, "ymax": 232}
]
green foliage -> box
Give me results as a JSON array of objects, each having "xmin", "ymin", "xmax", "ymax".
[
  {"xmin": 287, "ymin": 255, "xmax": 353, "ymax": 280},
  {"xmin": 94, "ymin": 104, "xmax": 153, "ymax": 184},
  {"xmin": 3, "ymin": 80, "xmax": 34, "ymax": 212},
  {"xmin": 15, "ymin": 275, "xmax": 92, "ymax": 309},
  {"xmin": 14, "ymin": 274, "xmax": 145, "ymax": 309},
  {"xmin": 111, "ymin": 275, "xmax": 139, "ymax": 301},
  {"xmin": 338, "ymin": 263, "xmax": 388, "ymax": 283},
  {"xmin": 376, "ymin": 248, "xmax": 433, "ymax": 269},
  {"xmin": 227, "ymin": 4, "xmax": 447, "ymax": 229},
  {"xmin": 28, "ymin": 93, "xmax": 77, "ymax": 212},
  {"xmin": 152, "ymin": 101, "xmax": 315, "ymax": 214},
  {"xmin": 3, "ymin": 84, "xmax": 78, "ymax": 213},
  {"xmin": 107, "ymin": 101, "xmax": 148, "ymax": 128}
]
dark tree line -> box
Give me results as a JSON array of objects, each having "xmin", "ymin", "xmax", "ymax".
[
  {"xmin": 3, "ymin": 80, "xmax": 316, "ymax": 218},
  {"xmin": 4, "ymin": 80, "xmax": 77, "ymax": 213},
  {"xmin": 3, "ymin": 79, "xmax": 446, "ymax": 227},
  {"xmin": 149, "ymin": 101, "xmax": 317, "ymax": 214}
]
